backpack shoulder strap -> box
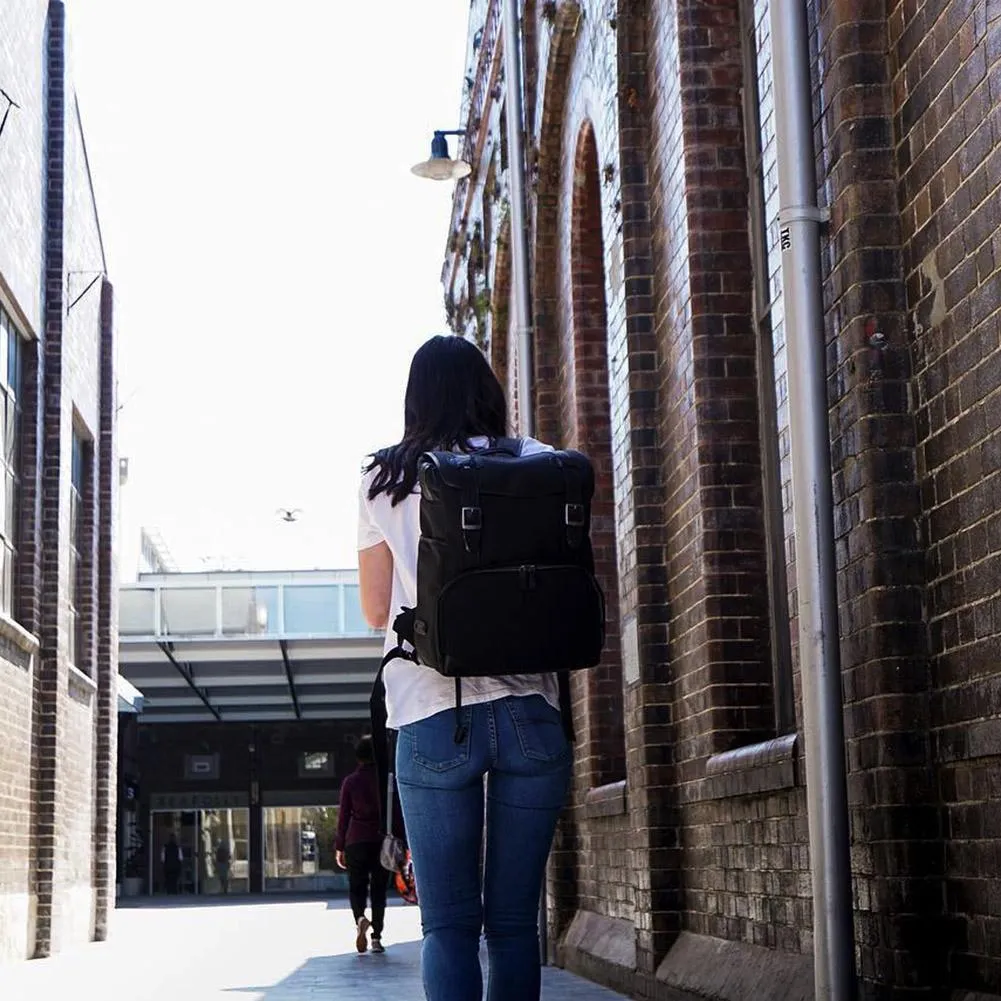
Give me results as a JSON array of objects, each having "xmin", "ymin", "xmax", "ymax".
[
  {"xmin": 370, "ymin": 610, "xmax": 419, "ymax": 832},
  {"xmin": 485, "ymin": 436, "xmax": 523, "ymax": 456}
]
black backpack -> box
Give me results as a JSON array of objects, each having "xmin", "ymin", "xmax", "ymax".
[{"xmin": 370, "ymin": 437, "xmax": 606, "ymax": 758}]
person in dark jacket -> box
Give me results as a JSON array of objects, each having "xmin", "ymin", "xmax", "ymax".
[
  {"xmin": 161, "ymin": 832, "xmax": 183, "ymax": 894},
  {"xmin": 336, "ymin": 736, "xmax": 401, "ymax": 954}
]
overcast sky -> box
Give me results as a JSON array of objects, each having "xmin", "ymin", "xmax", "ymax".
[{"xmin": 68, "ymin": 1, "xmax": 470, "ymax": 577}]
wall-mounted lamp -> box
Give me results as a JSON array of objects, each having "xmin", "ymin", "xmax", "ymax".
[
  {"xmin": 411, "ymin": 130, "xmax": 472, "ymax": 181},
  {"xmin": 0, "ymin": 88, "xmax": 19, "ymax": 145}
]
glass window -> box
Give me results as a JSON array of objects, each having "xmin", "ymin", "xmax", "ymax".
[
  {"xmin": 342, "ymin": 584, "xmax": 371, "ymax": 635},
  {"xmin": 282, "ymin": 585, "xmax": 339, "ymax": 636},
  {"xmin": 220, "ymin": 586, "xmax": 279, "ymax": 636},
  {"xmin": 0, "ymin": 306, "xmax": 22, "ymax": 621},
  {"xmin": 198, "ymin": 808, "xmax": 250, "ymax": 895},
  {"xmin": 263, "ymin": 805, "xmax": 340, "ymax": 892},
  {"xmin": 68, "ymin": 431, "xmax": 90, "ymax": 670},
  {"xmin": 160, "ymin": 588, "xmax": 217, "ymax": 636},
  {"xmin": 741, "ymin": 0, "xmax": 794, "ymax": 731},
  {"xmin": 299, "ymin": 751, "xmax": 333, "ymax": 777},
  {"xmin": 120, "ymin": 588, "xmax": 156, "ymax": 636}
]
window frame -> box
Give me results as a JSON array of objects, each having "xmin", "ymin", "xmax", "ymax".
[
  {"xmin": 0, "ymin": 305, "xmax": 23, "ymax": 623},
  {"xmin": 739, "ymin": 0, "xmax": 795, "ymax": 734},
  {"xmin": 68, "ymin": 426, "xmax": 94, "ymax": 673}
]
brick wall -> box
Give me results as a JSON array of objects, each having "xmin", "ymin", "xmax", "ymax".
[
  {"xmin": 891, "ymin": 0, "xmax": 1001, "ymax": 992},
  {"xmin": 0, "ymin": 638, "xmax": 37, "ymax": 963},
  {"xmin": 93, "ymin": 280, "xmax": 118, "ymax": 939},
  {"xmin": 445, "ymin": 0, "xmax": 1001, "ymax": 998},
  {"xmin": 0, "ymin": 0, "xmax": 47, "ymax": 337},
  {"xmin": 0, "ymin": 0, "xmax": 49, "ymax": 964},
  {"xmin": 532, "ymin": 0, "xmax": 638, "ymax": 946},
  {"xmin": 0, "ymin": 0, "xmax": 118, "ymax": 963}
]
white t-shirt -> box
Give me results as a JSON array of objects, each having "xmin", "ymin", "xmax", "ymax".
[{"xmin": 357, "ymin": 436, "xmax": 560, "ymax": 729}]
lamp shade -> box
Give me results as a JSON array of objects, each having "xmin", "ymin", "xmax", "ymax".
[{"xmin": 411, "ymin": 132, "xmax": 472, "ymax": 181}]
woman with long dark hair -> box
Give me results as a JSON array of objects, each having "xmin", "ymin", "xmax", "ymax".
[{"xmin": 357, "ymin": 335, "xmax": 571, "ymax": 1001}]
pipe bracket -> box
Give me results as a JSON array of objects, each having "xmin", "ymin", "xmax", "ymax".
[{"xmin": 779, "ymin": 204, "xmax": 830, "ymax": 226}]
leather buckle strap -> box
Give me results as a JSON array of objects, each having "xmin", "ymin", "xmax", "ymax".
[
  {"xmin": 461, "ymin": 457, "xmax": 482, "ymax": 556},
  {"xmin": 557, "ymin": 456, "xmax": 585, "ymax": 549},
  {"xmin": 461, "ymin": 506, "xmax": 482, "ymax": 530}
]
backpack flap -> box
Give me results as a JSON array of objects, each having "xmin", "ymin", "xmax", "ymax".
[
  {"xmin": 419, "ymin": 449, "xmax": 596, "ymax": 569},
  {"xmin": 421, "ymin": 448, "xmax": 594, "ymax": 503}
]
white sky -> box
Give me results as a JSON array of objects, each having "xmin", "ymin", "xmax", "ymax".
[{"xmin": 68, "ymin": 0, "xmax": 470, "ymax": 576}]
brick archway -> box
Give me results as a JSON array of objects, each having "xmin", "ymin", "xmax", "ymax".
[
  {"xmin": 490, "ymin": 212, "xmax": 514, "ymax": 426},
  {"xmin": 532, "ymin": 1, "xmax": 581, "ymax": 445},
  {"xmin": 568, "ymin": 120, "xmax": 625, "ymax": 785}
]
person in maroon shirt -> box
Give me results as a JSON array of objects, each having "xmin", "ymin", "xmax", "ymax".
[{"xmin": 336, "ymin": 736, "xmax": 398, "ymax": 953}]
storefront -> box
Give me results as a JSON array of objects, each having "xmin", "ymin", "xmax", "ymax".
[
  {"xmin": 149, "ymin": 796, "xmax": 251, "ymax": 895},
  {"xmin": 119, "ymin": 719, "xmax": 363, "ymax": 897}
]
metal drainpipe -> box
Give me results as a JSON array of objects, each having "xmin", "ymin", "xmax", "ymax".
[
  {"xmin": 502, "ymin": 0, "xmax": 535, "ymax": 439},
  {"xmin": 501, "ymin": 0, "xmax": 548, "ymax": 964},
  {"xmin": 769, "ymin": 1, "xmax": 856, "ymax": 999}
]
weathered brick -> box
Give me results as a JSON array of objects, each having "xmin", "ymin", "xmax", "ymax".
[
  {"xmin": 436, "ymin": 0, "xmax": 1001, "ymax": 999},
  {"xmin": 0, "ymin": 0, "xmax": 117, "ymax": 963}
]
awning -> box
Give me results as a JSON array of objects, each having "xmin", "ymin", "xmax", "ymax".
[{"xmin": 117, "ymin": 672, "xmax": 145, "ymax": 714}]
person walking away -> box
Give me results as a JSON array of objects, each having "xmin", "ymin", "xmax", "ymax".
[
  {"xmin": 161, "ymin": 832, "xmax": 183, "ymax": 895},
  {"xmin": 214, "ymin": 839, "xmax": 232, "ymax": 894},
  {"xmin": 336, "ymin": 736, "xmax": 392, "ymax": 953},
  {"xmin": 357, "ymin": 335, "xmax": 603, "ymax": 1001}
]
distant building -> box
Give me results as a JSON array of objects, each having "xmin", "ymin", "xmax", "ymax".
[
  {"xmin": 138, "ymin": 528, "xmax": 176, "ymax": 576},
  {"xmin": 117, "ymin": 569, "xmax": 381, "ymax": 897},
  {"xmin": 0, "ymin": 0, "xmax": 118, "ymax": 963}
]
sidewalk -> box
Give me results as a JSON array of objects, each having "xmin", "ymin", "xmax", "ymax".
[{"xmin": 0, "ymin": 895, "xmax": 630, "ymax": 1000}]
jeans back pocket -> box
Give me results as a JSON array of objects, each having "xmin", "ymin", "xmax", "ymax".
[
  {"xmin": 505, "ymin": 695, "xmax": 569, "ymax": 763},
  {"xmin": 404, "ymin": 709, "xmax": 472, "ymax": 773}
]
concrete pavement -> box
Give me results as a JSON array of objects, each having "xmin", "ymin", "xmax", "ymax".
[{"xmin": 0, "ymin": 894, "xmax": 630, "ymax": 1000}]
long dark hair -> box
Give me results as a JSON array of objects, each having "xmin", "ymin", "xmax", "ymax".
[{"xmin": 366, "ymin": 335, "xmax": 508, "ymax": 505}]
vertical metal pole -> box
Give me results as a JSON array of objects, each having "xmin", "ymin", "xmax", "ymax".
[
  {"xmin": 502, "ymin": 0, "xmax": 535, "ymax": 438},
  {"xmin": 769, "ymin": 2, "xmax": 856, "ymax": 999}
]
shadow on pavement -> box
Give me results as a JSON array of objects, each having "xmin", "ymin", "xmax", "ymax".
[
  {"xmin": 223, "ymin": 940, "xmax": 423, "ymax": 999},
  {"xmin": 117, "ymin": 891, "xmax": 356, "ymax": 910}
]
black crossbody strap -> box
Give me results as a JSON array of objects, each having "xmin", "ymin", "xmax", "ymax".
[
  {"xmin": 370, "ymin": 660, "xmax": 391, "ymax": 833},
  {"xmin": 370, "ymin": 610, "xmax": 419, "ymax": 832},
  {"xmin": 557, "ymin": 670, "xmax": 576, "ymax": 743},
  {"xmin": 453, "ymin": 677, "xmax": 467, "ymax": 745}
]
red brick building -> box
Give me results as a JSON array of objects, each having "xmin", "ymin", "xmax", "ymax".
[
  {"xmin": 443, "ymin": 1, "xmax": 1001, "ymax": 998},
  {"xmin": 0, "ymin": 0, "xmax": 118, "ymax": 961}
]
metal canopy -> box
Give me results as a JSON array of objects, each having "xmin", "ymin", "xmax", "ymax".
[
  {"xmin": 120, "ymin": 638, "xmax": 382, "ymax": 723},
  {"xmin": 118, "ymin": 571, "xmax": 383, "ymax": 724}
]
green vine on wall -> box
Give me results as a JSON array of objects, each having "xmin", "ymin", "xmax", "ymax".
[{"xmin": 471, "ymin": 286, "xmax": 492, "ymax": 352}]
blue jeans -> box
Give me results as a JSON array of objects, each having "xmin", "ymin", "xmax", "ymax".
[{"xmin": 396, "ymin": 694, "xmax": 572, "ymax": 1001}]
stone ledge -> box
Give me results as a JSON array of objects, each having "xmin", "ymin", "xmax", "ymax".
[
  {"xmin": 67, "ymin": 663, "xmax": 97, "ymax": 704},
  {"xmin": 583, "ymin": 779, "xmax": 627, "ymax": 819},
  {"xmin": 681, "ymin": 733, "xmax": 798, "ymax": 803},
  {"xmin": 560, "ymin": 910, "xmax": 636, "ymax": 972},
  {"xmin": 656, "ymin": 931, "xmax": 814, "ymax": 1001},
  {"xmin": 0, "ymin": 612, "xmax": 39, "ymax": 671}
]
